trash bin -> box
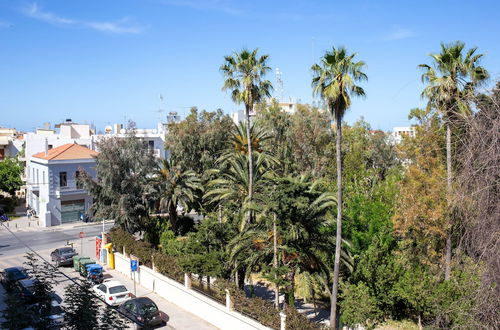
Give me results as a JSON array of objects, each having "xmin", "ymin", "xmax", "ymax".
[
  {"xmin": 79, "ymin": 259, "xmax": 96, "ymax": 277},
  {"xmin": 73, "ymin": 256, "xmax": 91, "ymax": 272}
]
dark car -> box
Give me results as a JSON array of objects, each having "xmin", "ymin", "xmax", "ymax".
[
  {"xmin": 0, "ymin": 267, "xmax": 29, "ymax": 290},
  {"xmin": 119, "ymin": 297, "xmax": 164, "ymax": 328},
  {"xmin": 50, "ymin": 247, "xmax": 78, "ymax": 267},
  {"xmin": 14, "ymin": 278, "xmax": 41, "ymax": 304}
]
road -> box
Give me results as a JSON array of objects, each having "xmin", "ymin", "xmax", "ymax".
[{"xmin": 0, "ymin": 222, "xmax": 217, "ymax": 330}]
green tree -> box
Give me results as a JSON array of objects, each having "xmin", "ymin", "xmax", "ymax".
[
  {"xmin": 0, "ymin": 157, "xmax": 23, "ymax": 196},
  {"xmin": 419, "ymin": 41, "xmax": 489, "ymax": 280},
  {"xmin": 221, "ymin": 48, "xmax": 273, "ymax": 223},
  {"xmin": 1, "ymin": 290, "xmax": 31, "ymax": 329},
  {"xmin": 165, "ymin": 107, "xmax": 234, "ymax": 213},
  {"xmin": 23, "ymin": 253, "xmax": 57, "ymax": 330},
  {"xmin": 155, "ymin": 158, "xmax": 202, "ymax": 232},
  {"xmin": 99, "ymin": 305, "xmax": 127, "ymax": 329},
  {"xmin": 311, "ymin": 46, "xmax": 367, "ymax": 328},
  {"xmin": 63, "ymin": 280, "xmax": 100, "ymax": 330},
  {"xmin": 80, "ymin": 132, "xmax": 157, "ymax": 234}
]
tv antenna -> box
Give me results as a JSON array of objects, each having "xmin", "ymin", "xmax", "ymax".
[{"xmin": 275, "ymin": 68, "xmax": 284, "ymax": 102}]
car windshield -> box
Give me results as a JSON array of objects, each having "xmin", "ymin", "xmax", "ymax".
[
  {"xmin": 138, "ymin": 302, "xmax": 158, "ymax": 315},
  {"xmin": 109, "ymin": 285, "xmax": 127, "ymax": 294},
  {"xmin": 59, "ymin": 248, "xmax": 74, "ymax": 255},
  {"xmin": 10, "ymin": 269, "xmax": 28, "ymax": 280}
]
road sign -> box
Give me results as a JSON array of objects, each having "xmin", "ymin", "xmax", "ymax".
[
  {"xmin": 79, "ymin": 231, "xmax": 84, "ymax": 239},
  {"xmin": 131, "ymin": 259, "xmax": 138, "ymax": 272}
]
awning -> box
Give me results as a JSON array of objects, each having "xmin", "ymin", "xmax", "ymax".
[{"xmin": 0, "ymin": 136, "xmax": 9, "ymax": 146}]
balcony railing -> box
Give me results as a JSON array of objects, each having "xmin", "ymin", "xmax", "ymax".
[
  {"xmin": 55, "ymin": 179, "xmax": 85, "ymax": 197},
  {"xmin": 144, "ymin": 148, "xmax": 161, "ymax": 157}
]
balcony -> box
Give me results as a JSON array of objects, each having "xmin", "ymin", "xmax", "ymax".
[
  {"xmin": 55, "ymin": 179, "xmax": 86, "ymax": 198},
  {"xmin": 144, "ymin": 148, "xmax": 161, "ymax": 157},
  {"xmin": 27, "ymin": 180, "xmax": 40, "ymax": 191}
]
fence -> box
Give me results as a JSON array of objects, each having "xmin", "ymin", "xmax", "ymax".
[{"xmin": 113, "ymin": 252, "xmax": 275, "ymax": 330}]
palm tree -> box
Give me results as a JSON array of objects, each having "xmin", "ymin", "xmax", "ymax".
[
  {"xmin": 419, "ymin": 41, "xmax": 488, "ymax": 280},
  {"xmin": 227, "ymin": 176, "xmax": 352, "ymax": 308},
  {"xmin": 155, "ymin": 158, "xmax": 202, "ymax": 232},
  {"xmin": 311, "ymin": 46, "xmax": 367, "ymax": 329},
  {"xmin": 221, "ymin": 48, "xmax": 273, "ymax": 223}
]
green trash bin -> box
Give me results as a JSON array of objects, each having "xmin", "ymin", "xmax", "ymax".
[
  {"xmin": 79, "ymin": 259, "xmax": 96, "ymax": 277},
  {"xmin": 73, "ymin": 256, "xmax": 91, "ymax": 272}
]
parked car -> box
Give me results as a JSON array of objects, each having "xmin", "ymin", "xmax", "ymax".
[
  {"xmin": 92, "ymin": 280, "xmax": 131, "ymax": 306},
  {"xmin": 119, "ymin": 297, "xmax": 164, "ymax": 328},
  {"xmin": 0, "ymin": 266, "xmax": 29, "ymax": 290},
  {"xmin": 14, "ymin": 278, "xmax": 41, "ymax": 304},
  {"xmin": 0, "ymin": 214, "xmax": 9, "ymax": 222},
  {"xmin": 45, "ymin": 299, "xmax": 66, "ymax": 329},
  {"xmin": 50, "ymin": 247, "xmax": 78, "ymax": 267}
]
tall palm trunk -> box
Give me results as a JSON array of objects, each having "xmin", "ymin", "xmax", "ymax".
[
  {"xmin": 273, "ymin": 213, "xmax": 279, "ymax": 310},
  {"xmin": 169, "ymin": 202, "xmax": 178, "ymax": 232},
  {"xmin": 444, "ymin": 123, "xmax": 452, "ymax": 280},
  {"xmin": 245, "ymin": 103, "xmax": 254, "ymax": 224},
  {"xmin": 330, "ymin": 113, "xmax": 343, "ymax": 329}
]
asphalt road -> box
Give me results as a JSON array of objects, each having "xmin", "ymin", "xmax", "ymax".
[
  {"xmin": 0, "ymin": 223, "xmax": 105, "ymax": 257},
  {"xmin": 0, "ymin": 223, "xmax": 217, "ymax": 330}
]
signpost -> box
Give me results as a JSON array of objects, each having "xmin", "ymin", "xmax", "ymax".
[
  {"xmin": 79, "ymin": 231, "xmax": 84, "ymax": 254},
  {"xmin": 130, "ymin": 256, "xmax": 138, "ymax": 297}
]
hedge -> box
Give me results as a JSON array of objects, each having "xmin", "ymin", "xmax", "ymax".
[{"xmin": 108, "ymin": 228, "xmax": 324, "ymax": 330}]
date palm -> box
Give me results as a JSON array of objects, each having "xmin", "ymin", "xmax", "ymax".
[
  {"xmin": 419, "ymin": 41, "xmax": 488, "ymax": 280},
  {"xmin": 155, "ymin": 158, "xmax": 202, "ymax": 232},
  {"xmin": 221, "ymin": 48, "xmax": 273, "ymax": 223},
  {"xmin": 311, "ymin": 46, "xmax": 367, "ymax": 329}
]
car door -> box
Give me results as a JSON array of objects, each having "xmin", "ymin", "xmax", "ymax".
[{"xmin": 121, "ymin": 301, "xmax": 135, "ymax": 319}]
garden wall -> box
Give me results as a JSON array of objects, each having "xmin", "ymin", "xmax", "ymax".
[{"xmin": 114, "ymin": 252, "xmax": 271, "ymax": 330}]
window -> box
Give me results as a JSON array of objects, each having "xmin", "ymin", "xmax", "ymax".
[
  {"xmin": 48, "ymin": 144, "xmax": 53, "ymax": 150},
  {"xmin": 98, "ymin": 284, "xmax": 106, "ymax": 293},
  {"xmin": 148, "ymin": 140, "xmax": 154, "ymax": 149},
  {"xmin": 75, "ymin": 171, "xmax": 83, "ymax": 189},
  {"xmin": 36, "ymin": 169, "xmax": 39, "ymax": 184},
  {"xmin": 59, "ymin": 172, "xmax": 67, "ymax": 187}
]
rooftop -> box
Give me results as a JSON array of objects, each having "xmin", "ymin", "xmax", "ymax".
[{"xmin": 32, "ymin": 143, "xmax": 98, "ymax": 160}]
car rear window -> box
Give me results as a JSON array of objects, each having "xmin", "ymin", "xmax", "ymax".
[
  {"xmin": 50, "ymin": 306, "xmax": 64, "ymax": 315},
  {"xmin": 59, "ymin": 248, "xmax": 74, "ymax": 254},
  {"xmin": 139, "ymin": 303, "xmax": 158, "ymax": 315},
  {"xmin": 12, "ymin": 269, "xmax": 28, "ymax": 280},
  {"xmin": 109, "ymin": 285, "xmax": 127, "ymax": 294}
]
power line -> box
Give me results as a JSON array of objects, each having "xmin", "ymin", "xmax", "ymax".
[{"xmin": 0, "ymin": 222, "xmax": 139, "ymax": 326}]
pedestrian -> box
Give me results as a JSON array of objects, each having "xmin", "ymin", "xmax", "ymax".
[{"xmin": 27, "ymin": 208, "xmax": 31, "ymax": 221}]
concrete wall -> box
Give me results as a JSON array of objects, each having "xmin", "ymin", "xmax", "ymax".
[{"xmin": 113, "ymin": 252, "xmax": 271, "ymax": 330}]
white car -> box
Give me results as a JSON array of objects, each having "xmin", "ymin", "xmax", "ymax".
[{"xmin": 93, "ymin": 280, "xmax": 131, "ymax": 306}]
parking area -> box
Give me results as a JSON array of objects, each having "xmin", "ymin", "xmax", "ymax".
[{"xmin": 0, "ymin": 226, "xmax": 218, "ymax": 330}]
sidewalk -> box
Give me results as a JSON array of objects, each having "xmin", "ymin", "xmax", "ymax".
[
  {"xmin": 2, "ymin": 217, "xmax": 114, "ymax": 232},
  {"xmin": 72, "ymin": 239, "xmax": 217, "ymax": 330}
]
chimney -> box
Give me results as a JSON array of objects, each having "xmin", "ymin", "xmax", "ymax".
[{"xmin": 44, "ymin": 138, "xmax": 48, "ymax": 156}]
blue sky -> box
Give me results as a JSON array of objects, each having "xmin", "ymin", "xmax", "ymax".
[{"xmin": 1, "ymin": 0, "xmax": 499, "ymax": 132}]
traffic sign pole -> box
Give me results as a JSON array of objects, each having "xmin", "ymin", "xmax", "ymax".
[{"xmin": 79, "ymin": 231, "xmax": 84, "ymax": 255}]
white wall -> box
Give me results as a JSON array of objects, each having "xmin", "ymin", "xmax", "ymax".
[{"xmin": 113, "ymin": 253, "xmax": 271, "ymax": 330}]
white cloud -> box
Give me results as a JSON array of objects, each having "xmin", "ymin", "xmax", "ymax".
[
  {"xmin": 384, "ymin": 27, "xmax": 417, "ymax": 41},
  {"xmin": 22, "ymin": 3, "xmax": 145, "ymax": 35},
  {"xmin": 24, "ymin": 3, "xmax": 75, "ymax": 25},
  {"xmin": 85, "ymin": 21, "xmax": 144, "ymax": 35}
]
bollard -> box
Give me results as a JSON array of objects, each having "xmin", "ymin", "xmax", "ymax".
[
  {"xmin": 184, "ymin": 273, "xmax": 192, "ymax": 290},
  {"xmin": 280, "ymin": 311, "xmax": 287, "ymax": 330},
  {"xmin": 225, "ymin": 289, "xmax": 234, "ymax": 312}
]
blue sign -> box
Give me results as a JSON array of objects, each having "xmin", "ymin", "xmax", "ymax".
[{"xmin": 130, "ymin": 260, "xmax": 138, "ymax": 272}]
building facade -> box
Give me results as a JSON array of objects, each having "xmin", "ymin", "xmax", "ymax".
[{"xmin": 27, "ymin": 143, "xmax": 98, "ymax": 227}]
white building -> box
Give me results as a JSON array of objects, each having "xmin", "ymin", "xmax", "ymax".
[
  {"xmin": 91, "ymin": 122, "xmax": 168, "ymax": 159},
  {"xmin": 0, "ymin": 127, "xmax": 24, "ymax": 160},
  {"xmin": 26, "ymin": 143, "xmax": 98, "ymax": 227},
  {"xmin": 391, "ymin": 126, "xmax": 416, "ymax": 144}
]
